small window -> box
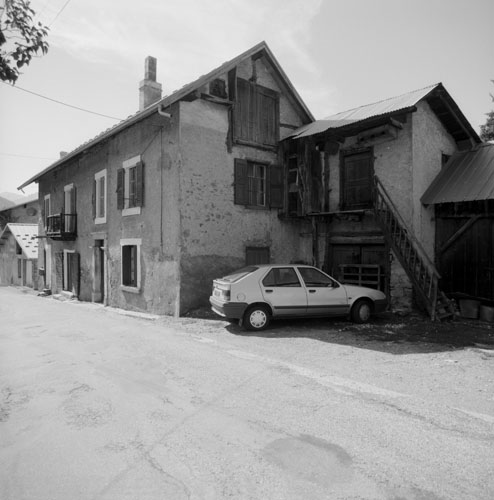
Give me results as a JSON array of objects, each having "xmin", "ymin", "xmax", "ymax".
[
  {"xmin": 262, "ymin": 267, "xmax": 301, "ymax": 287},
  {"xmin": 118, "ymin": 156, "xmax": 144, "ymax": 216},
  {"xmin": 246, "ymin": 247, "xmax": 270, "ymax": 265},
  {"xmin": 298, "ymin": 267, "xmax": 334, "ymax": 287},
  {"xmin": 17, "ymin": 259, "xmax": 22, "ymax": 279},
  {"xmin": 121, "ymin": 238, "xmax": 141, "ymax": 291},
  {"xmin": 122, "ymin": 245, "xmax": 137, "ymax": 286},
  {"xmin": 94, "ymin": 169, "xmax": 107, "ymax": 224},
  {"xmin": 234, "ymin": 159, "xmax": 283, "ymax": 209}
]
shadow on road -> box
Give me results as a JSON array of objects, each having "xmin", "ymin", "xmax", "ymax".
[{"xmin": 220, "ymin": 313, "xmax": 494, "ymax": 356}]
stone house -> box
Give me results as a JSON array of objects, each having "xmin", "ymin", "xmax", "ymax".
[
  {"xmin": 18, "ymin": 42, "xmax": 314, "ymax": 314},
  {"xmin": 0, "ymin": 223, "xmax": 39, "ymax": 288},
  {"xmin": 280, "ymin": 83, "xmax": 481, "ymax": 318}
]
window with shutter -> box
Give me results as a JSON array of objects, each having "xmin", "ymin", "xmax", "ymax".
[
  {"xmin": 234, "ymin": 159, "xmax": 283, "ymax": 209},
  {"xmin": 341, "ymin": 150, "xmax": 373, "ymax": 210},
  {"xmin": 120, "ymin": 156, "xmax": 144, "ymax": 216},
  {"xmin": 234, "ymin": 78, "xmax": 279, "ymax": 148}
]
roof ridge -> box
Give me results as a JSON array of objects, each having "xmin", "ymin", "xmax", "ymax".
[{"xmin": 324, "ymin": 82, "xmax": 441, "ymax": 119}]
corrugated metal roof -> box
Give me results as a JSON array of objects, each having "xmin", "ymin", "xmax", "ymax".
[
  {"xmin": 290, "ymin": 84, "xmax": 440, "ymax": 139},
  {"xmin": 421, "ymin": 143, "xmax": 494, "ymax": 204},
  {"xmin": 18, "ymin": 41, "xmax": 314, "ymax": 190},
  {"xmin": 0, "ymin": 223, "xmax": 39, "ymax": 259}
]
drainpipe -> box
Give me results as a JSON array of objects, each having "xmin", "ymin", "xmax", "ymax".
[{"xmin": 158, "ymin": 104, "xmax": 171, "ymax": 119}]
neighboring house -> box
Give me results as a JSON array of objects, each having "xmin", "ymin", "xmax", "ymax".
[
  {"xmin": 0, "ymin": 193, "xmax": 39, "ymax": 231},
  {"xmin": 422, "ymin": 142, "xmax": 494, "ymax": 302},
  {"xmin": 0, "ymin": 223, "xmax": 39, "ymax": 288},
  {"xmin": 280, "ymin": 83, "xmax": 481, "ymax": 318},
  {"xmin": 18, "ymin": 42, "xmax": 313, "ymax": 314}
]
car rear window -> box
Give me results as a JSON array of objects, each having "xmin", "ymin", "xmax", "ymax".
[{"xmin": 221, "ymin": 266, "xmax": 258, "ymax": 283}]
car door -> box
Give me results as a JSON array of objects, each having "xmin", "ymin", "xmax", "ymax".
[
  {"xmin": 260, "ymin": 267, "xmax": 307, "ymax": 317},
  {"xmin": 297, "ymin": 267, "xmax": 349, "ymax": 316}
]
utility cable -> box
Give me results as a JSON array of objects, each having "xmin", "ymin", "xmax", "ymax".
[
  {"xmin": 48, "ymin": 0, "xmax": 73, "ymax": 27},
  {"xmin": 1, "ymin": 81, "xmax": 124, "ymax": 121}
]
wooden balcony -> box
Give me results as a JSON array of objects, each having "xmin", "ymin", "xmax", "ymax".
[{"xmin": 46, "ymin": 213, "xmax": 77, "ymax": 240}]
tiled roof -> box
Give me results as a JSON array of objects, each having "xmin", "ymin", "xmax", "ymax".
[
  {"xmin": 421, "ymin": 143, "xmax": 494, "ymax": 204},
  {"xmin": 0, "ymin": 223, "xmax": 39, "ymax": 259},
  {"xmin": 18, "ymin": 41, "xmax": 313, "ymax": 190}
]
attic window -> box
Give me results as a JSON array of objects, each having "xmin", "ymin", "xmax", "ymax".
[
  {"xmin": 209, "ymin": 78, "xmax": 227, "ymax": 99},
  {"xmin": 234, "ymin": 78, "xmax": 279, "ymax": 148}
]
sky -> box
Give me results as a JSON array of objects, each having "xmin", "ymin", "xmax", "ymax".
[{"xmin": 0, "ymin": 0, "xmax": 493, "ymax": 195}]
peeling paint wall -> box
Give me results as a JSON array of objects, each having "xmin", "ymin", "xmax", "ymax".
[
  {"xmin": 38, "ymin": 113, "xmax": 181, "ymax": 315},
  {"xmin": 412, "ymin": 101, "xmax": 457, "ymax": 256},
  {"xmin": 178, "ymin": 58, "xmax": 308, "ymax": 312}
]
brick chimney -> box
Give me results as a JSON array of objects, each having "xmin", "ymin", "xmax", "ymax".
[{"xmin": 139, "ymin": 56, "xmax": 162, "ymax": 111}]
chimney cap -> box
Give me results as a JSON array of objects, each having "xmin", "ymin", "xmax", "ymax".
[{"xmin": 145, "ymin": 56, "xmax": 157, "ymax": 82}]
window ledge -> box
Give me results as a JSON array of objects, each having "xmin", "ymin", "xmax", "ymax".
[
  {"xmin": 94, "ymin": 216, "xmax": 107, "ymax": 225},
  {"xmin": 121, "ymin": 285, "xmax": 141, "ymax": 294},
  {"xmin": 122, "ymin": 207, "xmax": 141, "ymax": 217}
]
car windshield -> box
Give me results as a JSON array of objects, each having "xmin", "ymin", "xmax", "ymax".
[{"xmin": 221, "ymin": 266, "xmax": 258, "ymax": 283}]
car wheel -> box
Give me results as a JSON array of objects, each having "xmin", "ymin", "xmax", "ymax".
[
  {"xmin": 244, "ymin": 305, "xmax": 270, "ymax": 331},
  {"xmin": 351, "ymin": 299, "xmax": 372, "ymax": 324}
]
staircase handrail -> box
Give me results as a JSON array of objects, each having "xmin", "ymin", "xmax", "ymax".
[{"xmin": 374, "ymin": 175, "xmax": 441, "ymax": 280}]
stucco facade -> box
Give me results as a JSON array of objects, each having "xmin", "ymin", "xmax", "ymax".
[{"xmin": 31, "ymin": 42, "xmax": 313, "ymax": 315}]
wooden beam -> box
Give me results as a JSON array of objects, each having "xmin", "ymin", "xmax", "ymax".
[{"xmin": 438, "ymin": 215, "xmax": 483, "ymax": 255}]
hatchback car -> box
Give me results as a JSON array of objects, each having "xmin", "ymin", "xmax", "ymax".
[{"xmin": 209, "ymin": 264, "xmax": 387, "ymax": 331}]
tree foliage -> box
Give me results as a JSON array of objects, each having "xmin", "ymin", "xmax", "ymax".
[
  {"xmin": 0, "ymin": 0, "xmax": 49, "ymax": 84},
  {"xmin": 480, "ymin": 80, "xmax": 494, "ymax": 142}
]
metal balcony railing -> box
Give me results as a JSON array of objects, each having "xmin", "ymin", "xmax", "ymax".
[{"xmin": 46, "ymin": 213, "xmax": 77, "ymax": 240}]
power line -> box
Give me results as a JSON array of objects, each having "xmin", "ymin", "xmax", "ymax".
[
  {"xmin": 48, "ymin": 0, "xmax": 73, "ymax": 27},
  {"xmin": 1, "ymin": 82, "xmax": 124, "ymax": 121}
]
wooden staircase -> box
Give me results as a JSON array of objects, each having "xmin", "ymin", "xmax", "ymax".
[{"xmin": 373, "ymin": 176, "xmax": 455, "ymax": 321}]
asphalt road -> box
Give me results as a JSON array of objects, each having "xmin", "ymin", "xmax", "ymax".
[{"xmin": 1, "ymin": 286, "xmax": 493, "ymax": 500}]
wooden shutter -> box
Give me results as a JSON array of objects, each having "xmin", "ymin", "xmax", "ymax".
[
  {"xmin": 55, "ymin": 252, "xmax": 63, "ymax": 291},
  {"xmin": 234, "ymin": 158, "xmax": 249, "ymax": 205},
  {"xmin": 269, "ymin": 164, "xmax": 284, "ymax": 208},
  {"xmin": 117, "ymin": 168, "xmax": 125, "ymax": 209},
  {"xmin": 71, "ymin": 252, "xmax": 80, "ymax": 297},
  {"xmin": 257, "ymin": 86, "xmax": 278, "ymax": 146},
  {"xmin": 135, "ymin": 161, "xmax": 144, "ymax": 207},
  {"xmin": 92, "ymin": 180, "xmax": 96, "ymax": 218},
  {"xmin": 235, "ymin": 78, "xmax": 254, "ymax": 142},
  {"xmin": 342, "ymin": 152, "xmax": 373, "ymax": 209},
  {"xmin": 71, "ymin": 186, "xmax": 77, "ymax": 214}
]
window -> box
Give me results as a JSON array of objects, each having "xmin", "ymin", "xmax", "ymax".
[
  {"xmin": 120, "ymin": 238, "xmax": 141, "ymax": 291},
  {"xmin": 117, "ymin": 156, "xmax": 144, "ymax": 216},
  {"xmin": 298, "ymin": 267, "xmax": 334, "ymax": 287},
  {"xmin": 234, "ymin": 159, "xmax": 283, "ymax": 208},
  {"xmin": 246, "ymin": 247, "xmax": 270, "ymax": 266},
  {"xmin": 17, "ymin": 258, "xmax": 22, "ymax": 279},
  {"xmin": 341, "ymin": 150, "xmax": 373, "ymax": 210},
  {"xmin": 64, "ymin": 184, "xmax": 76, "ymax": 233},
  {"xmin": 262, "ymin": 267, "xmax": 301, "ymax": 287},
  {"xmin": 43, "ymin": 194, "xmax": 51, "ymax": 229},
  {"xmin": 234, "ymin": 78, "xmax": 279, "ymax": 147},
  {"xmin": 94, "ymin": 169, "xmax": 107, "ymax": 224}
]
